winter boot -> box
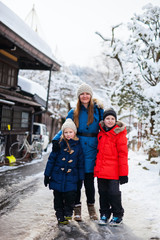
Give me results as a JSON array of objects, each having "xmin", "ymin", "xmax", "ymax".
[
  {"xmin": 87, "ymin": 204, "xmax": 98, "ymax": 220},
  {"xmin": 74, "ymin": 204, "xmax": 82, "ymax": 221},
  {"xmin": 109, "ymin": 216, "xmax": 123, "ymax": 227},
  {"xmin": 57, "ymin": 217, "xmax": 69, "ymax": 225},
  {"xmin": 56, "ymin": 208, "xmax": 68, "ymax": 225},
  {"xmin": 98, "ymin": 215, "xmax": 109, "ymax": 225},
  {"xmin": 65, "ymin": 215, "xmax": 72, "ymax": 220}
]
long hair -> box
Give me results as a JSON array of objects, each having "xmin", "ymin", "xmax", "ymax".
[
  {"xmin": 74, "ymin": 97, "xmax": 94, "ymax": 127},
  {"xmin": 60, "ymin": 135, "xmax": 79, "ymax": 154}
]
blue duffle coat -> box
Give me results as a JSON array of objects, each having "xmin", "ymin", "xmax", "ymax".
[
  {"xmin": 53, "ymin": 102, "xmax": 103, "ymax": 173},
  {"xmin": 44, "ymin": 139, "xmax": 85, "ymax": 192}
]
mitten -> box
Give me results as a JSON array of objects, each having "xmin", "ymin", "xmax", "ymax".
[
  {"xmin": 119, "ymin": 176, "xmax": 128, "ymax": 185},
  {"xmin": 44, "ymin": 175, "xmax": 50, "ymax": 187},
  {"xmin": 52, "ymin": 140, "xmax": 60, "ymax": 152}
]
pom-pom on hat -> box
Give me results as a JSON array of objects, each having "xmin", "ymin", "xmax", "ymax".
[
  {"xmin": 103, "ymin": 108, "xmax": 117, "ymax": 121},
  {"xmin": 61, "ymin": 118, "xmax": 77, "ymax": 134},
  {"xmin": 77, "ymin": 83, "xmax": 93, "ymax": 98}
]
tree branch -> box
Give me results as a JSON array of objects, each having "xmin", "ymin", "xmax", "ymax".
[
  {"xmin": 95, "ymin": 31, "xmax": 111, "ymax": 42},
  {"xmin": 111, "ymin": 23, "xmax": 122, "ymax": 46}
]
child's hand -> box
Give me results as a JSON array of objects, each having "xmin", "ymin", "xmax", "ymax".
[
  {"xmin": 44, "ymin": 175, "xmax": 50, "ymax": 187},
  {"xmin": 119, "ymin": 176, "xmax": 128, "ymax": 185}
]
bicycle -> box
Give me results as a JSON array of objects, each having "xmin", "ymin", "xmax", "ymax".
[
  {"xmin": 0, "ymin": 133, "xmax": 6, "ymax": 163},
  {"xmin": 9, "ymin": 132, "xmax": 42, "ymax": 161}
]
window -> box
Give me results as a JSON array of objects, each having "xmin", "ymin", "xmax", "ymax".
[
  {"xmin": 43, "ymin": 126, "xmax": 47, "ymax": 135},
  {"xmin": 13, "ymin": 110, "xmax": 21, "ymax": 129},
  {"xmin": 13, "ymin": 110, "xmax": 29, "ymax": 129},
  {"xmin": 1, "ymin": 106, "xmax": 12, "ymax": 130},
  {"xmin": 21, "ymin": 112, "xmax": 29, "ymax": 128},
  {"xmin": 0, "ymin": 61, "xmax": 17, "ymax": 87},
  {"xmin": 33, "ymin": 125, "xmax": 40, "ymax": 135}
]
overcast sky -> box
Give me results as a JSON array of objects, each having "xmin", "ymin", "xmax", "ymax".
[{"xmin": 1, "ymin": 0, "xmax": 160, "ymax": 67}]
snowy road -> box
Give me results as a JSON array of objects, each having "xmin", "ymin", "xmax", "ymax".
[
  {"xmin": 0, "ymin": 154, "xmax": 47, "ymax": 216},
  {"xmin": 0, "ymin": 147, "xmax": 159, "ymax": 240},
  {"xmin": 37, "ymin": 215, "xmax": 142, "ymax": 240}
]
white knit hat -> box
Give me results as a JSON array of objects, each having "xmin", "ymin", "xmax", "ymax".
[
  {"xmin": 61, "ymin": 118, "xmax": 77, "ymax": 134},
  {"xmin": 77, "ymin": 83, "xmax": 93, "ymax": 98}
]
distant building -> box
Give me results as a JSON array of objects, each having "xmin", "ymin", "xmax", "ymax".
[{"xmin": 0, "ymin": 2, "xmax": 61, "ymax": 158}]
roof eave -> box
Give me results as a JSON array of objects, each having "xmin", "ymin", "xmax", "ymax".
[{"xmin": 0, "ymin": 22, "xmax": 61, "ymax": 71}]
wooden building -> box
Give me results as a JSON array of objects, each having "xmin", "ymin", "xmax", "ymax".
[{"xmin": 0, "ymin": 2, "xmax": 61, "ymax": 156}]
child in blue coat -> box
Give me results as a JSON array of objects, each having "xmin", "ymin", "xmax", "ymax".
[{"xmin": 44, "ymin": 118, "xmax": 85, "ymax": 225}]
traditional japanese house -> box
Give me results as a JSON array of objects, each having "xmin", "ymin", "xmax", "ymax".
[{"xmin": 0, "ymin": 2, "xmax": 61, "ymax": 156}]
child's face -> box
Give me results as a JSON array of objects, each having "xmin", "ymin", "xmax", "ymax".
[
  {"xmin": 63, "ymin": 128, "xmax": 75, "ymax": 140},
  {"xmin": 104, "ymin": 115, "xmax": 116, "ymax": 128}
]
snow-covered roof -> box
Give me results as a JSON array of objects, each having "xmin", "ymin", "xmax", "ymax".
[
  {"xmin": 18, "ymin": 75, "xmax": 47, "ymax": 101},
  {"xmin": 0, "ymin": 1, "xmax": 60, "ymax": 66}
]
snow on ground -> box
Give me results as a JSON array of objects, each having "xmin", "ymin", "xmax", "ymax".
[
  {"xmin": 122, "ymin": 150, "xmax": 160, "ymax": 240},
  {"xmin": 0, "ymin": 149, "xmax": 159, "ymax": 240}
]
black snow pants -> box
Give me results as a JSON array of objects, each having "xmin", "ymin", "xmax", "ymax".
[
  {"xmin": 53, "ymin": 190, "xmax": 76, "ymax": 220},
  {"xmin": 97, "ymin": 178, "xmax": 124, "ymax": 218},
  {"xmin": 75, "ymin": 173, "xmax": 95, "ymax": 205}
]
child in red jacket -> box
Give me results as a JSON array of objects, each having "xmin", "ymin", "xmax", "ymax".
[{"xmin": 94, "ymin": 108, "xmax": 128, "ymax": 226}]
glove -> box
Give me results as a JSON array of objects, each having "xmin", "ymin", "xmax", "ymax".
[
  {"xmin": 119, "ymin": 176, "xmax": 128, "ymax": 185},
  {"xmin": 52, "ymin": 140, "xmax": 60, "ymax": 152},
  {"xmin": 44, "ymin": 175, "xmax": 50, "ymax": 187}
]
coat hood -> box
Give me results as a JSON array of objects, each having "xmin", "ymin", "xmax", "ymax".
[
  {"xmin": 99, "ymin": 120, "xmax": 126, "ymax": 134},
  {"xmin": 93, "ymin": 98, "xmax": 104, "ymax": 109}
]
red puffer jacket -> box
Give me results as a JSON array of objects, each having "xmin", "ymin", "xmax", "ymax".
[{"xmin": 94, "ymin": 121, "xmax": 128, "ymax": 180}]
